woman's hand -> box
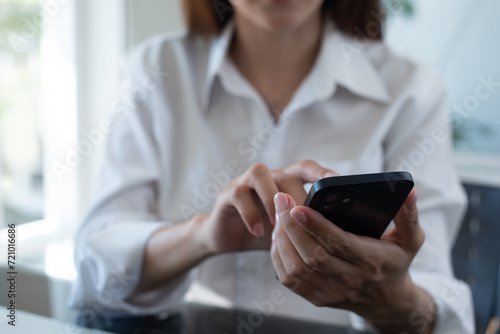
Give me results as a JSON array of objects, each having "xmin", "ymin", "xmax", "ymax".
[
  {"xmin": 134, "ymin": 159, "xmax": 335, "ymax": 296},
  {"xmin": 200, "ymin": 160, "xmax": 337, "ymax": 255},
  {"xmin": 271, "ymin": 189, "xmax": 436, "ymax": 334}
]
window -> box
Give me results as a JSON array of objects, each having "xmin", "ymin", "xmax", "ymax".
[
  {"xmin": 0, "ymin": 0, "xmax": 44, "ymax": 228},
  {"xmin": 0, "ymin": 0, "xmax": 78, "ymax": 239},
  {"xmin": 385, "ymin": 0, "xmax": 500, "ymax": 153}
]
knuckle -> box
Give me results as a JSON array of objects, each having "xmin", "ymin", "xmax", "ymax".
[
  {"xmin": 275, "ymin": 173, "xmax": 301, "ymax": 187},
  {"xmin": 304, "ymin": 251, "xmax": 328, "ymax": 270},
  {"xmin": 230, "ymin": 184, "xmax": 248, "ymax": 199},
  {"xmin": 299, "ymin": 159, "xmax": 316, "ymax": 169},
  {"xmin": 280, "ymin": 276, "xmax": 298, "ymax": 289},
  {"xmin": 287, "ymin": 262, "xmax": 307, "ymax": 279},
  {"xmin": 248, "ymin": 163, "xmax": 269, "ymax": 177},
  {"xmin": 330, "ymin": 237, "xmax": 351, "ymax": 256},
  {"xmin": 365, "ymin": 257, "xmax": 384, "ymax": 282}
]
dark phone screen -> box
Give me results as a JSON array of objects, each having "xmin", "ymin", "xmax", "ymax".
[{"xmin": 305, "ymin": 173, "xmax": 414, "ymax": 239}]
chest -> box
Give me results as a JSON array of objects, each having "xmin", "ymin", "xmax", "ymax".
[{"xmin": 155, "ymin": 94, "xmax": 390, "ymax": 222}]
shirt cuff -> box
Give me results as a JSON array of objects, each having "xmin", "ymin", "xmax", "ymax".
[
  {"xmin": 70, "ymin": 219, "xmax": 194, "ymax": 315},
  {"xmin": 411, "ymin": 271, "xmax": 475, "ymax": 334}
]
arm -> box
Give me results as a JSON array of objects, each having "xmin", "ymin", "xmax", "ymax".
[
  {"xmin": 69, "ymin": 63, "xmax": 337, "ymax": 311},
  {"xmin": 132, "ymin": 214, "xmax": 212, "ymax": 296},
  {"xmin": 133, "ymin": 160, "xmax": 338, "ymax": 296},
  {"xmin": 269, "ymin": 69, "xmax": 474, "ymax": 333}
]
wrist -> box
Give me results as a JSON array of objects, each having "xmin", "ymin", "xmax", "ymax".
[
  {"xmin": 190, "ymin": 213, "xmax": 216, "ymax": 259},
  {"xmin": 364, "ymin": 274, "xmax": 436, "ymax": 334}
]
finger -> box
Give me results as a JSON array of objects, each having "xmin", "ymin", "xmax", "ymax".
[
  {"xmin": 245, "ymin": 163, "xmax": 279, "ymax": 225},
  {"xmin": 273, "ymin": 211, "xmax": 349, "ymax": 307},
  {"xmin": 282, "ymin": 159, "xmax": 339, "ymax": 184},
  {"xmin": 272, "ymin": 171, "xmax": 308, "ymax": 205},
  {"xmin": 277, "ymin": 205, "xmax": 356, "ymax": 277},
  {"xmin": 230, "ymin": 185, "xmax": 265, "ymax": 237},
  {"xmin": 389, "ymin": 188, "xmax": 425, "ymax": 253},
  {"xmin": 283, "ymin": 200, "xmax": 363, "ymax": 263},
  {"xmin": 271, "ymin": 232, "xmax": 323, "ymax": 300},
  {"xmin": 273, "ymin": 210, "xmax": 321, "ymax": 291}
]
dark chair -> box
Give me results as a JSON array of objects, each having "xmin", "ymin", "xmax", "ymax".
[{"xmin": 452, "ymin": 183, "xmax": 500, "ymax": 334}]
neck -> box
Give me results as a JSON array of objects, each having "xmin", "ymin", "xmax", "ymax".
[{"xmin": 229, "ymin": 12, "xmax": 323, "ymax": 114}]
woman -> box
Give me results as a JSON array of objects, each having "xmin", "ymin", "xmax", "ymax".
[{"xmin": 70, "ymin": 0, "xmax": 474, "ymax": 333}]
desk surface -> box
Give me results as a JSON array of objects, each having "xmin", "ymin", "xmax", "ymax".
[
  {"xmin": 180, "ymin": 303, "xmax": 367, "ymax": 334},
  {"xmin": 3, "ymin": 304, "xmax": 368, "ymax": 334},
  {"xmin": 1, "ymin": 310, "xmax": 108, "ymax": 334}
]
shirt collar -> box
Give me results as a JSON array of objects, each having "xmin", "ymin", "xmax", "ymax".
[
  {"xmin": 319, "ymin": 20, "xmax": 391, "ymax": 104},
  {"xmin": 201, "ymin": 20, "xmax": 390, "ymax": 113},
  {"xmin": 201, "ymin": 21, "xmax": 235, "ymax": 112}
]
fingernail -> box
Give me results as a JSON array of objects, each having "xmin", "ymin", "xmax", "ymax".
[
  {"xmin": 274, "ymin": 193, "xmax": 290, "ymax": 214},
  {"xmin": 291, "ymin": 209, "xmax": 307, "ymax": 225},
  {"xmin": 253, "ymin": 222, "xmax": 264, "ymax": 237},
  {"xmin": 406, "ymin": 191, "xmax": 417, "ymax": 210},
  {"xmin": 323, "ymin": 171, "xmax": 338, "ymax": 178}
]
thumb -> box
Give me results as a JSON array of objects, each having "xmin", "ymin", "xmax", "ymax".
[{"xmin": 391, "ymin": 189, "xmax": 424, "ymax": 252}]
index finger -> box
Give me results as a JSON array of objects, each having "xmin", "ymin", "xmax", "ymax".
[
  {"xmin": 245, "ymin": 163, "xmax": 279, "ymax": 225},
  {"xmin": 289, "ymin": 204, "xmax": 363, "ymax": 263},
  {"xmin": 275, "ymin": 194, "xmax": 356, "ymax": 275}
]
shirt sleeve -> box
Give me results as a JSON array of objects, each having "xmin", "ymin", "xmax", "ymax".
[
  {"xmin": 351, "ymin": 68, "xmax": 475, "ymax": 333},
  {"xmin": 68, "ymin": 47, "xmax": 195, "ymax": 315}
]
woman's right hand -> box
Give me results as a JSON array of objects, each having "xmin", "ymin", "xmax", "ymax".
[
  {"xmin": 133, "ymin": 160, "xmax": 337, "ymax": 295},
  {"xmin": 200, "ymin": 160, "xmax": 338, "ymax": 255}
]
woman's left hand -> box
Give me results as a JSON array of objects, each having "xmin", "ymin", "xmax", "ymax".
[{"xmin": 271, "ymin": 189, "xmax": 436, "ymax": 334}]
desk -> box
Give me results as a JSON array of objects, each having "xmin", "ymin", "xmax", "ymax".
[
  {"xmin": 77, "ymin": 303, "xmax": 367, "ymax": 334},
  {"xmin": 1, "ymin": 310, "xmax": 109, "ymax": 334}
]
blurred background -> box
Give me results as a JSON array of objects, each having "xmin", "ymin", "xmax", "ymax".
[{"xmin": 0, "ymin": 0, "xmax": 498, "ymax": 330}]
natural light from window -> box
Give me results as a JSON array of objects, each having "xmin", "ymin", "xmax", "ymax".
[{"xmin": 0, "ymin": 0, "xmax": 44, "ymax": 228}]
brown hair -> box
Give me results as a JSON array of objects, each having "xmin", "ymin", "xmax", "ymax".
[{"xmin": 182, "ymin": 0, "xmax": 384, "ymax": 40}]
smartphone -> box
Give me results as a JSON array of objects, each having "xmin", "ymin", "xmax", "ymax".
[{"xmin": 304, "ymin": 172, "xmax": 414, "ymax": 239}]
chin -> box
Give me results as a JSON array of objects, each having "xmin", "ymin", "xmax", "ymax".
[
  {"xmin": 258, "ymin": 9, "xmax": 320, "ymax": 32},
  {"xmin": 233, "ymin": 0, "xmax": 323, "ymax": 32},
  {"xmin": 260, "ymin": 15, "xmax": 306, "ymax": 31}
]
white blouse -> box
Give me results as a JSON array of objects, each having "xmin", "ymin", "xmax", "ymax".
[{"xmin": 69, "ymin": 21, "xmax": 474, "ymax": 333}]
